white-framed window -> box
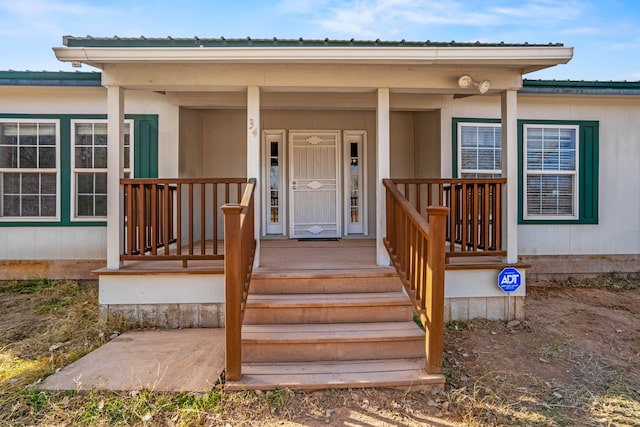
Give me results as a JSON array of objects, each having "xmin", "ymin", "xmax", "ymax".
[
  {"xmin": 262, "ymin": 129, "xmax": 286, "ymax": 236},
  {"xmin": 71, "ymin": 120, "xmax": 133, "ymax": 220},
  {"xmin": 523, "ymin": 124, "xmax": 578, "ymax": 220},
  {"xmin": 458, "ymin": 122, "xmax": 502, "ymax": 178},
  {"xmin": 0, "ymin": 120, "xmax": 60, "ymax": 221},
  {"xmin": 343, "ymin": 130, "xmax": 367, "ymax": 235}
]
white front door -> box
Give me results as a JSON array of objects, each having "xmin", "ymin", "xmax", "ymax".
[{"xmin": 289, "ymin": 131, "xmax": 341, "ymax": 238}]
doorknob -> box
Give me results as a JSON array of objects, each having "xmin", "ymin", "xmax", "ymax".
[{"xmin": 291, "ymin": 180, "xmax": 297, "ymax": 190}]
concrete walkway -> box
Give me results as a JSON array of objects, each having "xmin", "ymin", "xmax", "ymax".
[{"xmin": 39, "ymin": 329, "xmax": 225, "ymax": 392}]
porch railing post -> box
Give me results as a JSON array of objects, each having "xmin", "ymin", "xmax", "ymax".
[
  {"xmin": 425, "ymin": 206, "xmax": 449, "ymax": 374},
  {"xmin": 222, "ymin": 204, "xmax": 243, "ymax": 381}
]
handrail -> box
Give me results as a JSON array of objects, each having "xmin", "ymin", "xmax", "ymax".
[
  {"xmin": 389, "ymin": 178, "xmax": 506, "ymax": 260},
  {"xmin": 121, "ymin": 177, "xmax": 248, "ymax": 267},
  {"xmin": 383, "ymin": 179, "xmax": 448, "ymax": 374},
  {"xmin": 222, "ymin": 178, "xmax": 257, "ymax": 381}
]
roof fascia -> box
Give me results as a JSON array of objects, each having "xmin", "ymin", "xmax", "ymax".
[{"xmin": 53, "ymin": 46, "xmax": 573, "ymax": 71}]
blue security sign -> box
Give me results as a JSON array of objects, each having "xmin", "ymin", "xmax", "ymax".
[{"xmin": 498, "ymin": 267, "xmax": 522, "ymax": 292}]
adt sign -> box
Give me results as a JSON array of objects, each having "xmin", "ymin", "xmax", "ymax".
[{"xmin": 498, "ymin": 267, "xmax": 521, "ymax": 292}]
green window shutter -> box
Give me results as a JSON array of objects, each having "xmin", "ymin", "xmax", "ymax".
[
  {"xmin": 129, "ymin": 115, "xmax": 159, "ymax": 178},
  {"xmin": 578, "ymin": 122, "xmax": 599, "ymax": 224}
]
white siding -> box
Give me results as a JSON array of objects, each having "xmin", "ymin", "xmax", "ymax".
[{"xmin": 0, "ymin": 227, "xmax": 106, "ymax": 259}]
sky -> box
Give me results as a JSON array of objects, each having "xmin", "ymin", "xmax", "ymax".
[{"xmin": 0, "ymin": 0, "xmax": 638, "ymax": 81}]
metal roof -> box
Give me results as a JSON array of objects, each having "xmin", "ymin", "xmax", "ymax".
[
  {"xmin": 521, "ymin": 79, "xmax": 640, "ymax": 95},
  {"xmin": 0, "ymin": 71, "xmax": 102, "ymax": 87},
  {"xmin": 63, "ymin": 36, "xmax": 564, "ymax": 49}
]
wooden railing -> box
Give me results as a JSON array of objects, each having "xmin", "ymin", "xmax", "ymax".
[
  {"xmin": 383, "ymin": 179, "xmax": 449, "ymax": 374},
  {"xmin": 121, "ymin": 178, "xmax": 249, "ymax": 267},
  {"xmin": 389, "ymin": 179, "xmax": 506, "ymax": 260},
  {"xmin": 222, "ymin": 178, "xmax": 257, "ymax": 381}
]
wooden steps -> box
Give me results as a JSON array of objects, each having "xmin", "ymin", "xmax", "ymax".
[
  {"xmin": 242, "ymin": 322, "xmax": 423, "ymax": 362},
  {"xmin": 224, "ymin": 359, "xmax": 445, "ymax": 391},
  {"xmin": 226, "ymin": 268, "xmax": 445, "ymax": 391},
  {"xmin": 243, "ymin": 292, "xmax": 414, "ymax": 324}
]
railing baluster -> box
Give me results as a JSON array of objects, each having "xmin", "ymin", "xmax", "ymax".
[
  {"xmin": 188, "ymin": 183, "xmax": 194, "ymax": 258},
  {"xmin": 201, "ymin": 183, "xmax": 206, "ymax": 255},
  {"xmin": 151, "ymin": 184, "xmax": 158, "ymax": 255},
  {"xmin": 176, "ymin": 183, "xmax": 182, "ymax": 257},
  {"xmin": 138, "ymin": 185, "xmax": 146, "ymax": 256},
  {"xmin": 213, "ymin": 183, "xmax": 218, "ymax": 255}
]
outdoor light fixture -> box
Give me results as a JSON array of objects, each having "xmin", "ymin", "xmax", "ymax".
[
  {"xmin": 457, "ymin": 74, "xmax": 491, "ymax": 94},
  {"xmin": 71, "ymin": 61, "xmax": 82, "ymax": 68}
]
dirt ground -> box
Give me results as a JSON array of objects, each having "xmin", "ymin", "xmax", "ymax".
[
  {"xmin": 266, "ymin": 279, "xmax": 640, "ymax": 427},
  {"xmin": 1, "ymin": 277, "xmax": 639, "ymax": 426}
]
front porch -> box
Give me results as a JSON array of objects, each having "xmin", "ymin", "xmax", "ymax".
[{"xmin": 96, "ymin": 176, "xmax": 524, "ymax": 390}]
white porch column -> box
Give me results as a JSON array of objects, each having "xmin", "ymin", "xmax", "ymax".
[
  {"xmin": 376, "ymin": 88, "xmax": 391, "ymax": 266},
  {"xmin": 106, "ymin": 85, "xmax": 125, "ymax": 269},
  {"xmin": 247, "ymin": 86, "xmax": 261, "ymax": 264},
  {"xmin": 501, "ymin": 90, "xmax": 518, "ymax": 264}
]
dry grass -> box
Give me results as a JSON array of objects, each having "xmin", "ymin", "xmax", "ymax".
[{"xmin": 1, "ymin": 277, "xmax": 639, "ymax": 426}]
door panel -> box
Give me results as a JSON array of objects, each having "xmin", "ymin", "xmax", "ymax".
[{"xmin": 289, "ymin": 131, "xmax": 341, "ymax": 238}]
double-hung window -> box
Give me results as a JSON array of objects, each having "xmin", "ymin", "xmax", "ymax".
[
  {"xmin": 0, "ymin": 120, "xmax": 59, "ymax": 220},
  {"xmin": 71, "ymin": 120, "xmax": 132, "ymax": 219},
  {"xmin": 523, "ymin": 125, "xmax": 578, "ymax": 219},
  {"xmin": 457, "ymin": 122, "xmax": 502, "ymax": 178}
]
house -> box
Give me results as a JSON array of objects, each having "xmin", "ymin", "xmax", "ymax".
[{"xmin": 1, "ymin": 37, "xmax": 638, "ymax": 388}]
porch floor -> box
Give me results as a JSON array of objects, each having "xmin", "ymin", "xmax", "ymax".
[{"xmin": 258, "ymin": 238, "xmax": 386, "ymax": 273}]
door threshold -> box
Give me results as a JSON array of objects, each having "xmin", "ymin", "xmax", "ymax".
[{"xmin": 297, "ymin": 238, "xmax": 340, "ymax": 242}]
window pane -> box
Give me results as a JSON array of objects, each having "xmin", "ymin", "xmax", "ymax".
[
  {"xmin": 95, "ymin": 172, "xmax": 107, "ymax": 193},
  {"xmin": 39, "ymin": 147, "xmax": 56, "ymax": 168},
  {"xmin": 41, "ymin": 173, "xmax": 56, "ymax": 194},
  {"xmin": 19, "ymin": 146, "xmax": 38, "ymax": 168},
  {"xmin": 94, "ymin": 123, "xmax": 107, "ymax": 144},
  {"xmin": 3, "ymin": 173, "xmax": 20, "ymax": 193},
  {"xmin": 22, "ymin": 173, "xmax": 39, "ymax": 194},
  {"xmin": 75, "ymin": 146, "xmax": 93, "ymax": 168},
  {"xmin": 1, "ymin": 123, "xmax": 18, "ymax": 145},
  {"xmin": 19, "ymin": 123, "xmax": 37, "ymax": 146},
  {"xmin": 0, "ymin": 146, "xmax": 17, "ymax": 168},
  {"xmin": 41, "ymin": 195, "xmax": 56, "ymax": 216},
  {"xmin": 39, "ymin": 123, "xmax": 56, "ymax": 145},
  {"xmin": 21, "ymin": 195, "xmax": 39, "ymax": 216},
  {"xmin": 350, "ymin": 142, "xmax": 358, "ymax": 158},
  {"xmin": 527, "ymin": 174, "xmax": 574, "ymax": 216},
  {"xmin": 77, "ymin": 173, "xmax": 94, "ymax": 193},
  {"xmin": 459, "ymin": 124, "xmax": 501, "ymax": 175},
  {"xmin": 95, "ymin": 195, "xmax": 107, "ymax": 216},
  {"xmin": 124, "ymin": 146, "xmax": 130, "ymax": 169},
  {"xmin": 77, "ymin": 194, "xmax": 94, "ymax": 216},
  {"xmin": 94, "ymin": 147, "xmax": 107, "ymax": 168},
  {"xmin": 3, "ymin": 195, "xmax": 20, "ymax": 216},
  {"xmin": 94, "ymin": 132, "xmax": 107, "ymax": 146}
]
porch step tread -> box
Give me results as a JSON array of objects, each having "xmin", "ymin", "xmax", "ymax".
[
  {"xmin": 246, "ymin": 292, "xmax": 411, "ymax": 308},
  {"xmin": 251, "ymin": 268, "xmax": 398, "ymax": 278},
  {"xmin": 225, "ymin": 358, "xmax": 445, "ymax": 391},
  {"xmin": 242, "ymin": 321, "xmax": 423, "ymax": 343}
]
